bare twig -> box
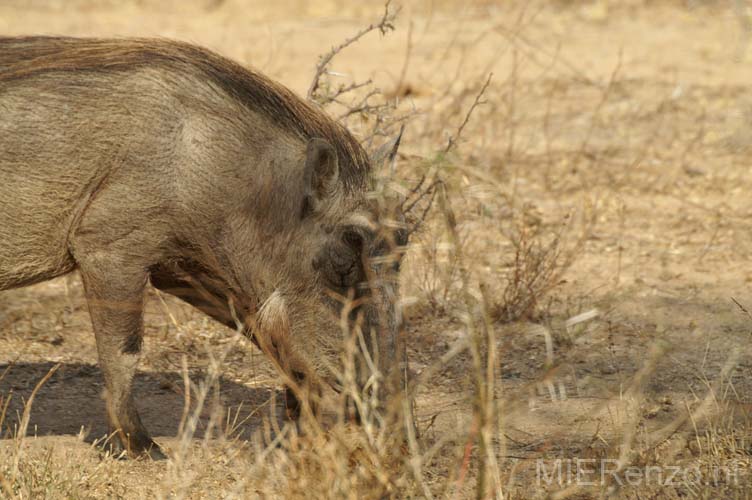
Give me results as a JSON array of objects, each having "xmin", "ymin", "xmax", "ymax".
[
  {"xmin": 505, "ymin": 50, "xmax": 518, "ymax": 159},
  {"xmin": 403, "ymin": 179, "xmax": 443, "ymax": 237},
  {"xmin": 395, "ymin": 20, "xmax": 414, "ymax": 93},
  {"xmin": 576, "ymin": 49, "xmax": 623, "ymax": 162},
  {"xmin": 336, "ymin": 88, "xmax": 383, "ymax": 121},
  {"xmin": 307, "ymin": 1, "xmax": 398, "ymax": 101},
  {"xmin": 444, "ymin": 73, "xmax": 493, "ymax": 153},
  {"xmin": 494, "ymin": 21, "xmax": 597, "ymax": 87},
  {"xmin": 320, "ymin": 79, "xmax": 373, "ymax": 107},
  {"xmin": 732, "ymin": 297, "xmax": 752, "ymax": 333}
]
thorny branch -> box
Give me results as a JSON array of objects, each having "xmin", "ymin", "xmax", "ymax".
[
  {"xmin": 403, "ymin": 179, "xmax": 442, "ymax": 231},
  {"xmin": 398, "ymin": 75, "xmax": 493, "ymax": 238},
  {"xmin": 337, "ymin": 88, "xmax": 383, "ymax": 121},
  {"xmin": 307, "ymin": 0, "xmax": 398, "ymax": 101},
  {"xmin": 444, "ymin": 73, "xmax": 493, "ymax": 153},
  {"xmin": 324, "ymin": 79, "xmax": 373, "ymax": 106}
]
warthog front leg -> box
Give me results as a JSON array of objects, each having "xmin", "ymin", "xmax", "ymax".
[
  {"xmin": 150, "ymin": 267, "xmax": 308, "ymax": 425},
  {"xmin": 79, "ymin": 260, "xmax": 163, "ymax": 459}
]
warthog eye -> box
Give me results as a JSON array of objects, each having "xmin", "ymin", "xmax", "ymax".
[
  {"xmin": 328, "ymin": 244, "xmax": 362, "ymax": 290},
  {"xmin": 395, "ymin": 227, "xmax": 409, "ymax": 247},
  {"xmin": 343, "ymin": 230, "xmax": 363, "ymax": 252},
  {"xmin": 313, "ymin": 228, "xmax": 370, "ymax": 293},
  {"xmin": 313, "ymin": 232, "xmax": 365, "ymax": 292}
]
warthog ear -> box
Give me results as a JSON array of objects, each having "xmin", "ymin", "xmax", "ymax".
[
  {"xmin": 370, "ymin": 125, "xmax": 404, "ymax": 171},
  {"xmin": 303, "ymin": 138, "xmax": 339, "ymax": 216}
]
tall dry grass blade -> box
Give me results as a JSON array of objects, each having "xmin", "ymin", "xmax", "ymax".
[
  {"xmin": 0, "ymin": 390, "xmax": 12, "ymax": 439},
  {"xmin": 403, "ymin": 398, "xmax": 434, "ymax": 500},
  {"xmin": 177, "ymin": 354, "xmax": 191, "ymax": 438},
  {"xmin": 10, "ymin": 363, "xmax": 60, "ymax": 486}
]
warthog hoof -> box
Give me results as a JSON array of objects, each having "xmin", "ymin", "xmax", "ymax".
[{"xmin": 99, "ymin": 435, "xmax": 166, "ymax": 461}]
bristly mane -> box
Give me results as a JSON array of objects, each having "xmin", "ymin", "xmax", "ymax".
[{"xmin": 0, "ymin": 36, "xmax": 371, "ymax": 192}]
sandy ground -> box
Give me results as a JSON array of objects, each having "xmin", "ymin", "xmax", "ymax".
[{"xmin": 1, "ymin": 0, "xmax": 752, "ymax": 497}]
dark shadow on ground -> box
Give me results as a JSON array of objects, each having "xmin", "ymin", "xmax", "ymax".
[{"xmin": 0, "ymin": 362, "xmax": 277, "ymax": 443}]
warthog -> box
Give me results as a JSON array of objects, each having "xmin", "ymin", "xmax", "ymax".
[{"xmin": 0, "ymin": 36, "xmax": 407, "ymax": 458}]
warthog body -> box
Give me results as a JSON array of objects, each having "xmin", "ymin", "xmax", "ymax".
[{"xmin": 0, "ymin": 37, "xmax": 405, "ymax": 458}]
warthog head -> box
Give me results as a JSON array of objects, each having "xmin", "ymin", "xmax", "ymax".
[{"xmin": 246, "ymin": 131, "xmax": 408, "ymax": 419}]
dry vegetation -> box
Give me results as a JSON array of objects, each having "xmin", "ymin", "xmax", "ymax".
[{"xmin": 2, "ymin": 0, "xmax": 752, "ymax": 498}]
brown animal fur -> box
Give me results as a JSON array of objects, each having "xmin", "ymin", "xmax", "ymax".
[
  {"xmin": 0, "ymin": 36, "xmax": 404, "ymax": 458},
  {"xmin": 0, "ymin": 36, "xmax": 370, "ymax": 192}
]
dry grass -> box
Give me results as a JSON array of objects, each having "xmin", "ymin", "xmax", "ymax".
[{"xmin": 2, "ymin": 0, "xmax": 752, "ymax": 498}]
